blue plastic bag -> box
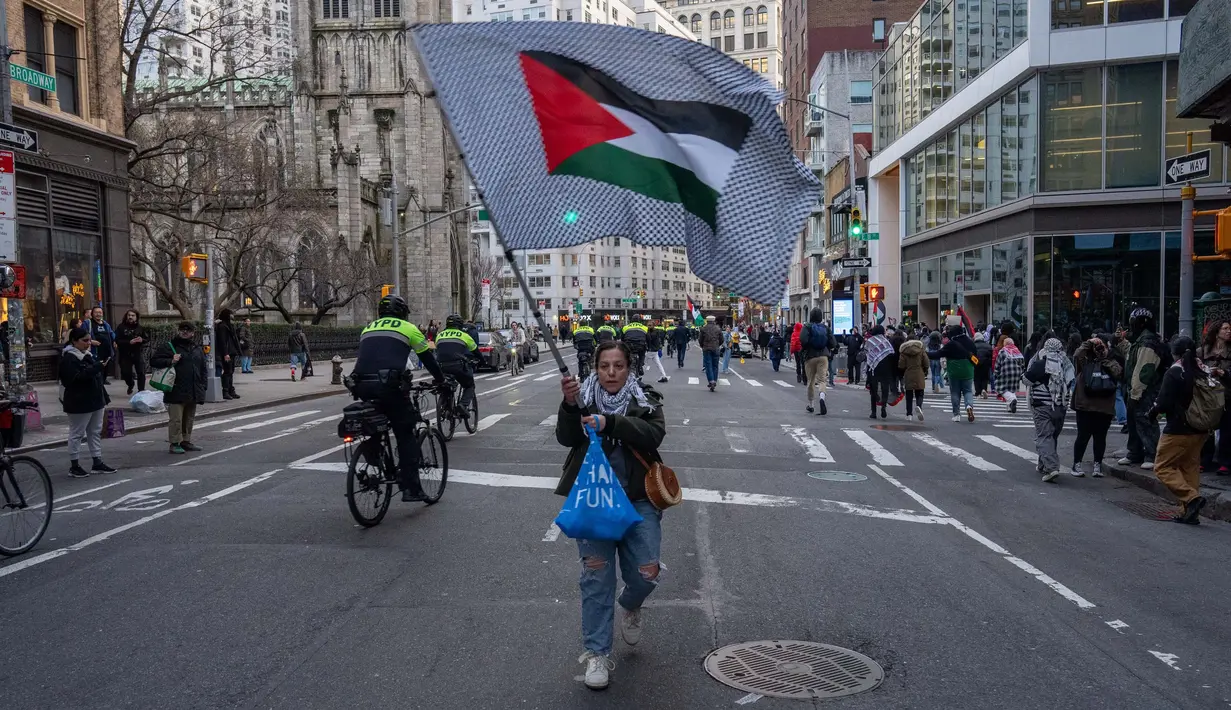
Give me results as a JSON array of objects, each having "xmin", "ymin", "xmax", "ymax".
[{"xmin": 554, "ymin": 424, "xmax": 643, "ymax": 541}]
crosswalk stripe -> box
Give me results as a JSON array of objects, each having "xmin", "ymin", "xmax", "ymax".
[
  {"xmin": 912, "ymin": 433, "xmax": 1004, "ymax": 471},
  {"xmin": 688, "ymin": 377, "xmax": 699, "ymax": 385},
  {"xmin": 774, "ymin": 380, "xmax": 794, "ymax": 388},
  {"xmin": 539, "ymin": 414, "xmax": 557, "ymax": 427},
  {"xmin": 723, "ymin": 427, "xmax": 751, "ymax": 453},
  {"xmin": 975, "ymin": 435, "xmax": 1038, "ymax": 463},
  {"xmin": 843, "ymin": 429, "xmax": 903, "ymax": 466},
  {"xmin": 746, "ymin": 379, "xmax": 762, "ymax": 387},
  {"xmin": 194, "ymin": 410, "xmax": 278, "ymax": 430},
  {"xmin": 719, "ymin": 378, "xmax": 731, "ymax": 386},
  {"xmin": 456, "ymin": 413, "xmax": 510, "ymax": 436},
  {"xmin": 222, "ymin": 410, "xmax": 322, "ymax": 433},
  {"xmin": 782, "ymin": 425, "xmax": 834, "ymax": 463},
  {"xmin": 534, "ymin": 373, "xmax": 557, "ymax": 381}
]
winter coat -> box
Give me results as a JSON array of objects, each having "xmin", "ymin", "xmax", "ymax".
[
  {"xmin": 897, "ymin": 339, "xmax": 930, "ymax": 391},
  {"xmin": 89, "ymin": 319, "xmax": 115, "ymax": 362},
  {"xmin": 993, "ymin": 349, "xmax": 1025, "ymax": 394},
  {"xmin": 150, "ymin": 336, "xmax": 208, "ymax": 405},
  {"xmin": 215, "ymin": 320, "xmax": 242, "ymax": 359},
  {"xmin": 1126, "ymin": 329, "xmax": 1168, "ymax": 402},
  {"xmin": 1071, "ymin": 343, "xmax": 1123, "ymax": 416},
  {"xmin": 236, "ymin": 325, "xmax": 254, "ymax": 355},
  {"xmin": 288, "ymin": 326, "xmax": 309, "ymax": 355},
  {"xmin": 114, "ymin": 321, "xmax": 150, "ymax": 359},
  {"xmin": 845, "ymin": 333, "xmax": 864, "ymax": 364},
  {"xmin": 974, "ymin": 340, "xmax": 994, "ymax": 370},
  {"xmin": 699, "ymin": 323, "xmax": 723, "ymax": 352},
  {"xmin": 554, "ymin": 386, "xmax": 666, "ymax": 502},
  {"xmin": 1151, "ymin": 363, "xmax": 1204, "ymax": 436},
  {"xmin": 789, "ymin": 323, "xmax": 802, "ymax": 355},
  {"xmin": 58, "ymin": 345, "xmax": 108, "ymax": 414},
  {"xmin": 939, "ymin": 334, "xmax": 977, "ymax": 381},
  {"xmin": 1198, "ymin": 343, "xmax": 1231, "ymax": 392},
  {"xmin": 671, "ymin": 325, "xmax": 691, "ymax": 346}
]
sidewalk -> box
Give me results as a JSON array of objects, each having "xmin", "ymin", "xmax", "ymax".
[
  {"xmin": 1106, "ymin": 459, "xmax": 1231, "ymax": 522},
  {"xmin": 17, "ymin": 360, "xmax": 355, "ymax": 453}
]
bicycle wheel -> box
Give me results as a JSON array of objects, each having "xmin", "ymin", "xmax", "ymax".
[
  {"xmin": 436, "ymin": 389, "xmax": 456, "ymax": 441},
  {"xmin": 416, "ymin": 425, "xmax": 448, "ymax": 504},
  {"xmin": 0, "ymin": 456, "xmax": 54, "ymax": 557},
  {"xmin": 462, "ymin": 391, "xmax": 479, "ymax": 434},
  {"xmin": 346, "ymin": 438, "xmax": 393, "ymax": 527}
]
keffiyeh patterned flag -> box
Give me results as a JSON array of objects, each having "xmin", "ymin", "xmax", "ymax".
[{"xmin": 411, "ymin": 22, "xmax": 821, "ymax": 305}]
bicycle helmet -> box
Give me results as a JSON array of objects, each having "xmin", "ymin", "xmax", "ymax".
[
  {"xmin": 445, "ymin": 313, "xmax": 464, "ymax": 329},
  {"xmin": 378, "ymin": 294, "xmax": 410, "ymax": 320}
]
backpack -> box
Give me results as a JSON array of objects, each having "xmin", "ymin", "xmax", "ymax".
[
  {"xmin": 1184, "ymin": 371, "xmax": 1225, "ymax": 432},
  {"xmin": 1082, "ymin": 360, "xmax": 1117, "ymax": 396},
  {"xmin": 804, "ymin": 323, "xmax": 829, "ymax": 351}
]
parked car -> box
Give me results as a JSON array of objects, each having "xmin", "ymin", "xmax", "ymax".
[
  {"xmin": 498, "ymin": 329, "xmax": 540, "ymax": 365},
  {"xmin": 475, "ymin": 331, "xmax": 507, "ymax": 372}
]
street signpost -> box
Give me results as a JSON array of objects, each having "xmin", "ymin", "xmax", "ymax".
[
  {"xmin": 0, "ymin": 150, "xmax": 15, "ymax": 262},
  {"xmin": 0, "ymin": 121, "xmax": 36, "ymax": 152},
  {"xmin": 1165, "ymin": 149, "xmax": 1212, "ymax": 185},
  {"xmin": 9, "ymin": 64, "xmax": 54, "ymax": 93},
  {"xmin": 838, "ymin": 256, "xmax": 872, "ymax": 269}
]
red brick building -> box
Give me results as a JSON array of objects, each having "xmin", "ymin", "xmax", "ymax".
[{"xmin": 782, "ymin": 0, "xmax": 918, "ymax": 154}]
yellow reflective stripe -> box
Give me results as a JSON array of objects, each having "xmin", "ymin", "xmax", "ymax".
[{"xmin": 362, "ymin": 318, "xmax": 429, "ymax": 353}]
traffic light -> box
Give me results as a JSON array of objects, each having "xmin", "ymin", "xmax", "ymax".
[
  {"xmin": 859, "ymin": 283, "xmax": 869, "ymax": 304},
  {"xmin": 181, "ymin": 253, "xmax": 208, "ymax": 283},
  {"xmin": 867, "ymin": 283, "xmax": 883, "ymax": 302},
  {"xmin": 849, "ymin": 208, "xmax": 863, "ymax": 238},
  {"xmin": 579, "ymin": 287, "xmax": 584, "ymax": 297},
  {"xmin": 380, "ymin": 284, "xmax": 394, "ymax": 297},
  {"xmin": 1218, "ymin": 206, "xmax": 1231, "ymax": 253}
]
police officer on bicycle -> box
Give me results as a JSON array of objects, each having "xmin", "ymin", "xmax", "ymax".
[
  {"xmin": 435, "ymin": 314, "xmax": 480, "ymax": 409},
  {"xmin": 621, "ymin": 317, "xmax": 650, "ymax": 377},
  {"xmin": 572, "ymin": 320, "xmax": 596, "ymax": 378},
  {"xmin": 351, "ymin": 295, "xmax": 444, "ymax": 502},
  {"xmin": 596, "ymin": 321, "xmax": 617, "ymax": 344}
]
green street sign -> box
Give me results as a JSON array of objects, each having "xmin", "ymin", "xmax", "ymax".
[
  {"xmin": 855, "ymin": 232, "xmax": 880, "ymax": 241},
  {"xmin": 621, "ymin": 297, "xmax": 639, "ymax": 304},
  {"xmin": 10, "ymin": 64, "xmax": 56, "ymax": 93}
]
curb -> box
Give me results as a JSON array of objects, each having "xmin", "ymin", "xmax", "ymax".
[
  {"xmin": 1105, "ymin": 462, "xmax": 1231, "ymax": 522},
  {"xmin": 12, "ymin": 385, "xmax": 349, "ymax": 455}
]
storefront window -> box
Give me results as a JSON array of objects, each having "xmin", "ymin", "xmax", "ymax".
[
  {"xmin": 16, "ymin": 225, "xmax": 54, "ymax": 345},
  {"xmin": 1108, "ymin": 0, "xmax": 1163, "ymax": 23},
  {"xmin": 1052, "ymin": 232, "xmax": 1161, "ymax": 335},
  {"xmin": 1042, "ymin": 66, "xmax": 1104, "ymax": 191},
  {"xmin": 1165, "ymin": 61, "xmax": 1224, "ymax": 184},
  {"xmin": 1106, "ymin": 63, "xmax": 1163, "ymax": 188},
  {"xmin": 52, "ymin": 230, "xmax": 101, "ymax": 342},
  {"xmin": 1033, "ymin": 236, "xmax": 1052, "ymax": 333}
]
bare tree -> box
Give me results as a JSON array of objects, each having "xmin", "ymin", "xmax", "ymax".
[{"xmin": 471, "ymin": 253, "xmax": 506, "ymax": 325}]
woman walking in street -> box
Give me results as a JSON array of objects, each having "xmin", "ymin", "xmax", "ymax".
[
  {"xmin": 1151, "ymin": 336, "xmax": 1217, "ymax": 524},
  {"xmin": 151, "ymin": 322, "xmax": 208, "ymax": 455},
  {"xmin": 973, "ymin": 333, "xmax": 994, "ymax": 399},
  {"xmin": 1070, "ymin": 336, "xmax": 1122, "ymax": 477},
  {"xmin": 864, "ymin": 326, "xmax": 895, "ymax": 419},
  {"xmin": 898, "ymin": 333, "xmax": 929, "ymax": 421},
  {"xmin": 768, "ymin": 328, "xmax": 784, "ymax": 372},
  {"xmin": 556, "ymin": 340, "xmax": 667, "ymax": 690},
  {"xmin": 1025, "ymin": 335, "xmax": 1075, "ymax": 482},
  {"xmin": 927, "ymin": 330, "xmax": 944, "ymax": 393},
  {"xmin": 59, "ymin": 326, "xmax": 117, "ymax": 478},
  {"xmin": 790, "ymin": 322, "xmax": 804, "ymax": 383},
  {"xmin": 993, "ymin": 338, "xmax": 1026, "ymax": 413},
  {"xmin": 115, "ymin": 309, "xmax": 149, "ymax": 395}
]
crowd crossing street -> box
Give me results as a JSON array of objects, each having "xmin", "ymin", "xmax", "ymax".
[{"xmin": 1, "ymin": 351, "xmax": 1229, "ymax": 708}]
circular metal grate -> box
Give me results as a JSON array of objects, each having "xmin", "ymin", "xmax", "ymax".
[
  {"xmin": 806, "ymin": 470, "xmax": 868, "ymax": 482},
  {"xmin": 704, "ymin": 641, "xmax": 884, "ymax": 700}
]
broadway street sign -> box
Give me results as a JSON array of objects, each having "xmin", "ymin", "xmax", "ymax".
[
  {"xmin": 0, "ymin": 122, "xmax": 38, "ymax": 153},
  {"xmin": 1165, "ymin": 149, "xmax": 1211, "ymax": 185},
  {"xmin": 9, "ymin": 64, "xmax": 55, "ymax": 93}
]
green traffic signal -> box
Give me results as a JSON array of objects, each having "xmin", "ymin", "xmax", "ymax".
[{"xmin": 850, "ymin": 222, "xmax": 862, "ymax": 236}]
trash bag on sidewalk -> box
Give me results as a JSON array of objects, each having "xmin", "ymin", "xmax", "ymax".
[
  {"xmin": 130, "ymin": 389, "xmax": 166, "ymax": 414},
  {"xmin": 553, "ymin": 424, "xmax": 642, "ymax": 541}
]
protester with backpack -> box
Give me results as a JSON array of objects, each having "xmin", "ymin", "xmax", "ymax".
[
  {"xmin": 1070, "ymin": 336, "xmax": 1122, "ymax": 477},
  {"xmin": 800, "ymin": 308, "xmax": 837, "ymax": 415},
  {"xmin": 1149, "ymin": 336, "xmax": 1225, "ymax": 525},
  {"xmin": 1119, "ymin": 308, "xmax": 1169, "ymax": 471}
]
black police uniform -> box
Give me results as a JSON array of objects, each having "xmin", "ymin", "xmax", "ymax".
[{"xmin": 434, "ymin": 327, "xmax": 480, "ymax": 407}]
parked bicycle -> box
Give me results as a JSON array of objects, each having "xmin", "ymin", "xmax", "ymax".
[
  {"xmin": 0, "ymin": 400, "xmax": 51, "ymax": 557},
  {"xmin": 435, "ymin": 375, "xmax": 478, "ymax": 441},
  {"xmin": 338, "ymin": 382, "xmax": 448, "ymax": 527}
]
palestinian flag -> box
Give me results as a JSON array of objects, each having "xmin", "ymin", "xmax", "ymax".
[
  {"xmin": 687, "ymin": 295, "xmax": 704, "ymax": 326},
  {"xmin": 411, "ymin": 22, "xmax": 821, "ymax": 305},
  {"xmin": 520, "ymin": 50, "xmax": 750, "ymax": 230}
]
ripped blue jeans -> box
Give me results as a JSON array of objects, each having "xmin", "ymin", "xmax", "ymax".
[{"xmin": 577, "ymin": 500, "xmax": 663, "ymax": 656}]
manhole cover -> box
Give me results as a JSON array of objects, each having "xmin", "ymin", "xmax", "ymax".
[
  {"xmin": 806, "ymin": 471, "xmax": 868, "ymax": 482},
  {"xmin": 870, "ymin": 423, "xmax": 930, "ymax": 431},
  {"xmin": 1111, "ymin": 500, "xmax": 1180, "ymax": 521},
  {"xmin": 704, "ymin": 640, "xmax": 884, "ymax": 700}
]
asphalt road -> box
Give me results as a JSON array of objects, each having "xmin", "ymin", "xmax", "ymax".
[{"xmin": 2, "ymin": 350, "xmax": 1229, "ymax": 709}]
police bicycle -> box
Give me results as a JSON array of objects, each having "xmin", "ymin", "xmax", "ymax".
[
  {"xmin": 576, "ymin": 349, "xmax": 592, "ymax": 381},
  {"xmin": 339, "ymin": 381, "xmax": 448, "ymax": 527},
  {"xmin": 434, "ymin": 375, "xmax": 478, "ymax": 441},
  {"xmin": 0, "ymin": 400, "xmax": 51, "ymax": 557}
]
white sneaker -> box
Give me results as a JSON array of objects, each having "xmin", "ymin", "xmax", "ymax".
[
  {"xmin": 620, "ymin": 606, "xmax": 643, "ymax": 646},
  {"xmin": 951, "ymin": 415, "xmax": 961, "ymax": 422},
  {"xmin": 916, "ymin": 409, "xmax": 924, "ymax": 422},
  {"xmin": 579, "ymin": 651, "xmax": 613, "ymax": 690},
  {"xmin": 1092, "ymin": 462, "xmax": 1104, "ymax": 477},
  {"xmin": 1140, "ymin": 461, "xmax": 1155, "ymax": 470},
  {"xmin": 1070, "ymin": 463, "xmax": 1085, "ymax": 477},
  {"xmin": 1042, "ymin": 470, "xmax": 1060, "ymax": 483},
  {"xmin": 1116, "ymin": 457, "xmax": 1133, "ymax": 465}
]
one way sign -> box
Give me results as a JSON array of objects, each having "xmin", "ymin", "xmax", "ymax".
[
  {"xmin": 839, "ymin": 256, "xmax": 873, "ymax": 269},
  {"xmin": 0, "ymin": 122, "xmax": 38, "ymax": 153},
  {"xmin": 1165, "ymin": 149, "xmax": 1211, "ymax": 185}
]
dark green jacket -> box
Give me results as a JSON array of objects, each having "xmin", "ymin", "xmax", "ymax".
[{"xmin": 554, "ymin": 386, "xmax": 666, "ymax": 501}]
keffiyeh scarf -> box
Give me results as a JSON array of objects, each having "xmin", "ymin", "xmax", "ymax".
[
  {"xmin": 865, "ymin": 335, "xmax": 894, "ymax": 371},
  {"xmin": 580, "ymin": 371, "xmax": 654, "ymax": 416},
  {"xmin": 1038, "ymin": 338, "xmax": 1075, "ymax": 408}
]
